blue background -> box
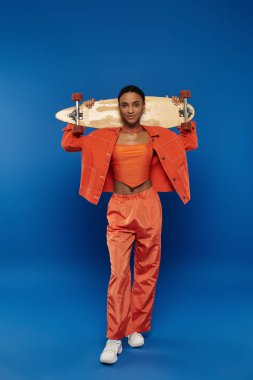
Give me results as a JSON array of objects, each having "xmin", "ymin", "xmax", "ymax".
[{"xmin": 1, "ymin": 0, "xmax": 252, "ymax": 379}]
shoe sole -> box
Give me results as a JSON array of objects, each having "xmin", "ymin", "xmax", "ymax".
[{"xmin": 128, "ymin": 340, "xmax": 144, "ymax": 347}]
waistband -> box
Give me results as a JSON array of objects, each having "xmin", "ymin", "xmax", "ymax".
[{"xmin": 112, "ymin": 186, "xmax": 156, "ymax": 200}]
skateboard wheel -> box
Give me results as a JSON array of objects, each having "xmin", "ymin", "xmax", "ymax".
[
  {"xmin": 72, "ymin": 93, "xmax": 83, "ymax": 101},
  {"xmin": 180, "ymin": 120, "xmax": 195, "ymax": 130},
  {"xmin": 180, "ymin": 90, "xmax": 191, "ymax": 99},
  {"xmin": 72, "ymin": 124, "xmax": 84, "ymax": 136}
]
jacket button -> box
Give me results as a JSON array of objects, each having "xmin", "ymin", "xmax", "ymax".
[
  {"xmin": 152, "ymin": 138, "xmax": 154, "ymax": 141},
  {"xmin": 162, "ymin": 156, "xmax": 165, "ymax": 160},
  {"xmin": 173, "ymin": 178, "xmax": 176, "ymax": 181},
  {"xmin": 183, "ymin": 196, "xmax": 186, "ymax": 199}
]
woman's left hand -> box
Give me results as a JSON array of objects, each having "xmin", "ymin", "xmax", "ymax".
[{"xmin": 172, "ymin": 96, "xmax": 183, "ymax": 106}]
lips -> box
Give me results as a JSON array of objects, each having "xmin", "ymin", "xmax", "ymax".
[{"xmin": 127, "ymin": 115, "xmax": 136, "ymax": 119}]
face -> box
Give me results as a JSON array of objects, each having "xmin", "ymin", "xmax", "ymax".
[{"xmin": 118, "ymin": 92, "xmax": 145, "ymax": 127}]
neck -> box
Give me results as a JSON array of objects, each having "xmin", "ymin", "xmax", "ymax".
[{"xmin": 123, "ymin": 121, "xmax": 141, "ymax": 129}]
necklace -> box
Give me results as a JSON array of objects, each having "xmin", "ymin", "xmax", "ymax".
[{"xmin": 121, "ymin": 125, "xmax": 143, "ymax": 134}]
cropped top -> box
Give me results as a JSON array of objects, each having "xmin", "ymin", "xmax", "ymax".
[{"xmin": 110, "ymin": 141, "xmax": 153, "ymax": 188}]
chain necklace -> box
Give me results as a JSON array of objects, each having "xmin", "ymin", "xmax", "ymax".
[{"xmin": 121, "ymin": 125, "xmax": 143, "ymax": 134}]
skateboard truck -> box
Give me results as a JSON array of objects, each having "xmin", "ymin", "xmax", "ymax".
[
  {"xmin": 70, "ymin": 93, "xmax": 84, "ymax": 136},
  {"xmin": 179, "ymin": 90, "xmax": 195, "ymax": 130}
]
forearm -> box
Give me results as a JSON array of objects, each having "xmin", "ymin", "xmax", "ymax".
[
  {"xmin": 177, "ymin": 121, "xmax": 198, "ymax": 151},
  {"xmin": 61, "ymin": 123, "xmax": 85, "ymax": 152}
]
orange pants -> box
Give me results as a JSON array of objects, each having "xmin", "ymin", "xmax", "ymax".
[{"xmin": 106, "ymin": 185, "xmax": 163, "ymax": 339}]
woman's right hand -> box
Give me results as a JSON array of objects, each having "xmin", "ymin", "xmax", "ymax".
[
  {"xmin": 83, "ymin": 98, "xmax": 95, "ymax": 108},
  {"xmin": 72, "ymin": 98, "xmax": 95, "ymax": 136}
]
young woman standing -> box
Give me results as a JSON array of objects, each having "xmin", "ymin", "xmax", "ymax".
[{"xmin": 61, "ymin": 85, "xmax": 194, "ymax": 364}]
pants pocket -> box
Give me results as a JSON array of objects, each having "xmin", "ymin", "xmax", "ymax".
[{"xmin": 106, "ymin": 197, "xmax": 124, "ymax": 223}]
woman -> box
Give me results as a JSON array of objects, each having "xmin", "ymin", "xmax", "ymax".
[{"xmin": 61, "ymin": 85, "xmax": 197, "ymax": 364}]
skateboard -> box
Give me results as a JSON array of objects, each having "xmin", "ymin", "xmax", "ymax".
[{"xmin": 55, "ymin": 90, "xmax": 195, "ymax": 130}]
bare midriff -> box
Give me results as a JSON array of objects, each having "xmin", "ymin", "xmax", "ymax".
[{"xmin": 113, "ymin": 128, "xmax": 153, "ymax": 195}]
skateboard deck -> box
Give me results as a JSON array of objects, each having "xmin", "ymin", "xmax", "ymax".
[{"xmin": 55, "ymin": 96, "xmax": 195, "ymax": 129}]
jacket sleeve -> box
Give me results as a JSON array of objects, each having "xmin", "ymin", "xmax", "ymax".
[
  {"xmin": 177, "ymin": 120, "xmax": 198, "ymax": 151},
  {"xmin": 61, "ymin": 123, "xmax": 86, "ymax": 152}
]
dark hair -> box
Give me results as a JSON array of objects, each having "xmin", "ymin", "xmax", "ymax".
[{"xmin": 118, "ymin": 85, "xmax": 145, "ymax": 103}]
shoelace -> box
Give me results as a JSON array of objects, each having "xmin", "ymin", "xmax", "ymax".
[
  {"xmin": 128, "ymin": 332, "xmax": 143, "ymax": 340},
  {"xmin": 104, "ymin": 339, "xmax": 121, "ymax": 353}
]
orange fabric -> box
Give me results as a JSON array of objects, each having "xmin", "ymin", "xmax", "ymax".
[
  {"xmin": 106, "ymin": 186, "xmax": 162, "ymax": 339},
  {"xmin": 110, "ymin": 141, "xmax": 153, "ymax": 188},
  {"xmin": 61, "ymin": 123, "xmax": 198, "ymax": 205}
]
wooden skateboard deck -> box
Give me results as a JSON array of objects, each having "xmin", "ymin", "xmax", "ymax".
[{"xmin": 55, "ymin": 96, "xmax": 195, "ymax": 129}]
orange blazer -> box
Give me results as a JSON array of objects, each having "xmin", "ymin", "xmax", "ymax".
[{"xmin": 61, "ymin": 123, "xmax": 198, "ymax": 205}]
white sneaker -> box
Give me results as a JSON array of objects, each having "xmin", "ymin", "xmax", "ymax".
[
  {"xmin": 100, "ymin": 339, "xmax": 123, "ymax": 364},
  {"xmin": 127, "ymin": 332, "xmax": 144, "ymax": 347}
]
